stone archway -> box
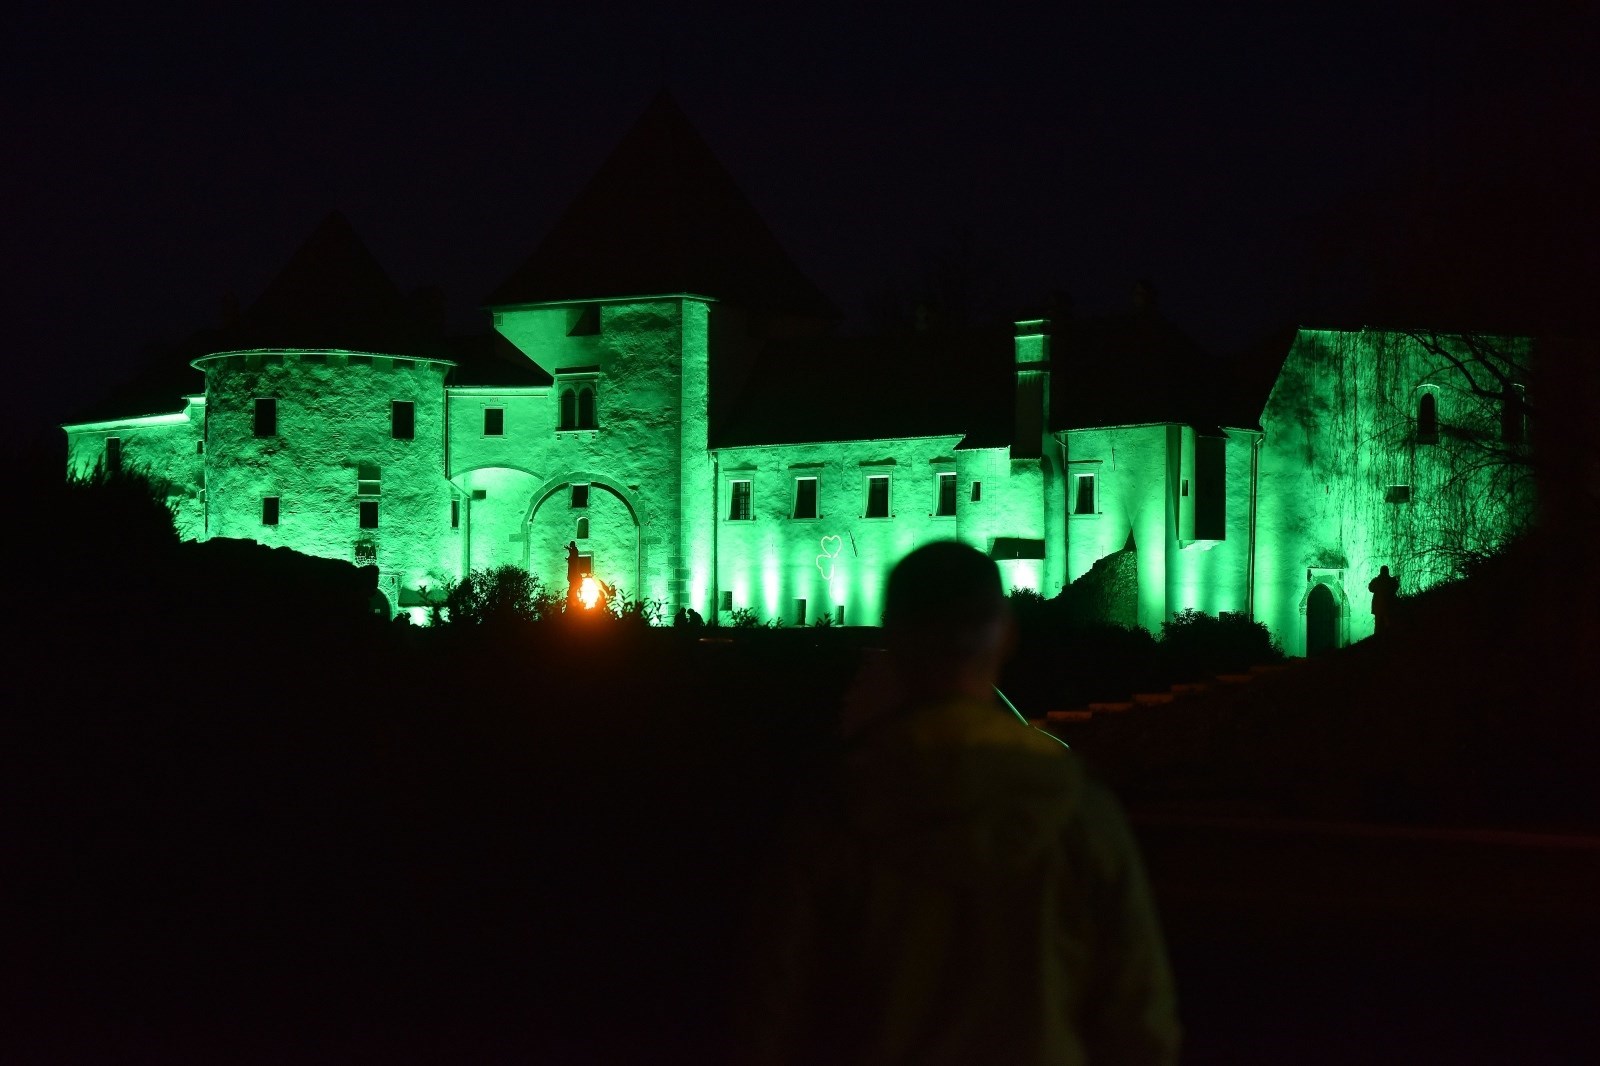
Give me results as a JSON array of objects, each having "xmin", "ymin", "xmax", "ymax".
[
  {"xmin": 526, "ymin": 473, "xmax": 643, "ymax": 602},
  {"xmin": 1306, "ymin": 583, "xmax": 1339, "ymax": 656}
]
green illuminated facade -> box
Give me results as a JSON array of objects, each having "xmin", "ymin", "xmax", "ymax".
[{"xmin": 62, "ymin": 99, "xmax": 1532, "ymax": 650}]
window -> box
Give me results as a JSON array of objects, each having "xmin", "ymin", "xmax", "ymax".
[
  {"xmin": 471, "ymin": 489, "xmax": 487, "ymax": 500},
  {"xmin": 719, "ymin": 590, "xmax": 734, "ymax": 612},
  {"xmin": 577, "ymin": 387, "xmax": 597, "ymax": 429},
  {"xmin": 865, "ymin": 475, "xmax": 890, "ymax": 518},
  {"xmin": 570, "ymin": 484, "xmax": 590, "ymax": 509},
  {"xmin": 105, "ymin": 436, "xmax": 121, "ymax": 473},
  {"xmin": 1181, "ymin": 479, "xmax": 1189, "ymax": 497},
  {"xmin": 357, "ymin": 463, "xmax": 381, "ymax": 497},
  {"xmin": 1073, "ymin": 474, "xmax": 1096, "ymax": 516},
  {"xmin": 254, "ymin": 397, "xmax": 277, "ymax": 437},
  {"xmin": 196, "ymin": 440, "xmax": 204, "ymax": 455},
  {"xmin": 793, "ymin": 477, "xmax": 818, "ymax": 519},
  {"xmin": 935, "ymin": 472, "xmax": 957, "ymax": 516},
  {"xmin": 1385, "ymin": 485, "xmax": 1412, "ymax": 504},
  {"xmin": 729, "ymin": 480, "xmax": 752, "ymax": 521},
  {"xmin": 559, "ymin": 389, "xmax": 577, "ymax": 430},
  {"xmin": 451, "ymin": 500, "xmax": 460, "ymax": 528},
  {"xmin": 1417, "ymin": 392, "xmax": 1438, "ymax": 444},
  {"xmin": 971, "ymin": 480, "xmax": 982, "ymax": 502},
  {"xmin": 484, "ymin": 407, "xmax": 504, "ymax": 436},
  {"xmin": 391, "ymin": 400, "xmax": 415, "ymax": 440},
  {"xmin": 576, "ymin": 517, "xmax": 590, "ymax": 540},
  {"xmin": 359, "ymin": 500, "xmax": 379, "ymax": 529},
  {"xmin": 794, "ymin": 599, "xmax": 808, "ymax": 627},
  {"xmin": 262, "ymin": 496, "xmax": 280, "ymax": 526}
]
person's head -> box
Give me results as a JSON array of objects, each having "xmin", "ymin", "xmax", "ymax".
[
  {"xmin": 882, "ymin": 541, "xmax": 1015, "ymax": 699},
  {"xmin": 1380, "ymin": 565, "xmax": 1390, "ymax": 576}
]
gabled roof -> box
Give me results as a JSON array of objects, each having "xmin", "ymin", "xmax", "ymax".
[
  {"xmin": 711, "ymin": 325, "xmax": 1013, "ymax": 448},
  {"xmin": 488, "ymin": 93, "xmax": 837, "ymax": 320}
]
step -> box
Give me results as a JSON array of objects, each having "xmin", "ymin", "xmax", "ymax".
[
  {"xmin": 1132, "ymin": 692, "xmax": 1176, "ymax": 705},
  {"xmin": 1087, "ymin": 701, "xmax": 1135, "ymax": 713},
  {"xmin": 1044, "ymin": 709, "xmax": 1093, "ymax": 723}
]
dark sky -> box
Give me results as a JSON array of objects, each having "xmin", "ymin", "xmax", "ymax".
[{"xmin": 4, "ymin": 1, "xmax": 1594, "ymax": 450}]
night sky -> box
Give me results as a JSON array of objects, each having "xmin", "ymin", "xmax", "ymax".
[{"xmin": 4, "ymin": 1, "xmax": 1593, "ymax": 450}]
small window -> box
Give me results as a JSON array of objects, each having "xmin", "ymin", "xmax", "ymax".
[
  {"xmin": 1385, "ymin": 485, "xmax": 1412, "ymax": 504},
  {"xmin": 357, "ymin": 463, "xmax": 381, "ymax": 497},
  {"xmin": 1417, "ymin": 393, "xmax": 1438, "ymax": 444},
  {"xmin": 865, "ymin": 475, "xmax": 890, "ymax": 518},
  {"xmin": 484, "ymin": 407, "xmax": 504, "ymax": 436},
  {"xmin": 559, "ymin": 389, "xmax": 577, "ymax": 430},
  {"xmin": 105, "ymin": 436, "xmax": 122, "ymax": 473},
  {"xmin": 577, "ymin": 387, "xmax": 597, "ymax": 430},
  {"xmin": 576, "ymin": 517, "xmax": 590, "ymax": 540},
  {"xmin": 1073, "ymin": 474, "xmax": 1096, "ymax": 515},
  {"xmin": 196, "ymin": 440, "xmax": 205, "ymax": 455},
  {"xmin": 719, "ymin": 590, "xmax": 734, "ymax": 612},
  {"xmin": 471, "ymin": 489, "xmax": 487, "ymax": 501},
  {"xmin": 262, "ymin": 496, "xmax": 280, "ymax": 526},
  {"xmin": 391, "ymin": 400, "xmax": 415, "ymax": 440},
  {"xmin": 359, "ymin": 500, "xmax": 379, "ymax": 529},
  {"xmin": 935, "ymin": 472, "xmax": 957, "ymax": 516},
  {"xmin": 793, "ymin": 477, "xmax": 818, "ymax": 519},
  {"xmin": 451, "ymin": 500, "xmax": 460, "ymax": 528},
  {"xmin": 254, "ymin": 397, "xmax": 277, "ymax": 437},
  {"xmin": 729, "ymin": 480, "xmax": 753, "ymax": 521},
  {"xmin": 571, "ymin": 484, "xmax": 590, "ymax": 509},
  {"xmin": 971, "ymin": 480, "xmax": 982, "ymax": 502},
  {"xmin": 1182, "ymin": 479, "xmax": 1189, "ymax": 497},
  {"xmin": 794, "ymin": 599, "xmax": 808, "ymax": 627}
]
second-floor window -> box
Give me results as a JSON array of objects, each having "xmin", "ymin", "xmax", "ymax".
[
  {"xmin": 391, "ymin": 400, "xmax": 415, "ymax": 440},
  {"xmin": 254, "ymin": 397, "xmax": 277, "ymax": 437},
  {"xmin": 793, "ymin": 477, "xmax": 818, "ymax": 519},
  {"xmin": 935, "ymin": 472, "xmax": 957, "ymax": 516},
  {"xmin": 729, "ymin": 480, "xmax": 753, "ymax": 521},
  {"xmin": 484, "ymin": 408, "xmax": 504, "ymax": 436},
  {"xmin": 865, "ymin": 475, "xmax": 890, "ymax": 518},
  {"xmin": 1073, "ymin": 474, "xmax": 1096, "ymax": 516}
]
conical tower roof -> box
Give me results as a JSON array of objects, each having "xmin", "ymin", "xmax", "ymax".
[
  {"xmin": 489, "ymin": 93, "xmax": 837, "ymax": 319},
  {"xmin": 228, "ymin": 211, "xmax": 437, "ymax": 353}
]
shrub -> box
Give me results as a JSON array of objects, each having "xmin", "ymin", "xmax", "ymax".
[
  {"xmin": 1159, "ymin": 608, "xmax": 1282, "ymax": 679},
  {"xmin": 443, "ymin": 565, "xmax": 547, "ymax": 627}
]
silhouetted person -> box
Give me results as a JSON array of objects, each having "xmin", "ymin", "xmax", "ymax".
[
  {"xmin": 741, "ymin": 541, "xmax": 1180, "ymax": 1065},
  {"xmin": 1369, "ymin": 565, "xmax": 1400, "ymax": 635},
  {"xmin": 565, "ymin": 540, "xmax": 582, "ymax": 606}
]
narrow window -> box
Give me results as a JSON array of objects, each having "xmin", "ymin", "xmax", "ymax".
[
  {"xmin": 484, "ymin": 407, "xmax": 504, "ymax": 436},
  {"xmin": 794, "ymin": 599, "xmax": 808, "ymax": 627},
  {"xmin": 935, "ymin": 472, "xmax": 957, "ymax": 516},
  {"xmin": 560, "ymin": 389, "xmax": 577, "ymax": 430},
  {"xmin": 719, "ymin": 590, "xmax": 734, "ymax": 612},
  {"xmin": 471, "ymin": 489, "xmax": 487, "ymax": 500},
  {"xmin": 359, "ymin": 500, "xmax": 379, "ymax": 529},
  {"xmin": 971, "ymin": 480, "xmax": 982, "ymax": 502},
  {"xmin": 1417, "ymin": 393, "xmax": 1438, "ymax": 444},
  {"xmin": 1073, "ymin": 474, "xmax": 1096, "ymax": 516},
  {"xmin": 1385, "ymin": 485, "xmax": 1412, "ymax": 504},
  {"xmin": 254, "ymin": 397, "xmax": 277, "ymax": 437},
  {"xmin": 105, "ymin": 436, "xmax": 122, "ymax": 473},
  {"xmin": 793, "ymin": 477, "xmax": 818, "ymax": 519},
  {"xmin": 391, "ymin": 400, "xmax": 415, "ymax": 440},
  {"xmin": 1182, "ymin": 479, "xmax": 1189, "ymax": 497},
  {"xmin": 729, "ymin": 480, "xmax": 752, "ymax": 521},
  {"xmin": 262, "ymin": 496, "xmax": 280, "ymax": 526},
  {"xmin": 577, "ymin": 387, "xmax": 597, "ymax": 429},
  {"xmin": 570, "ymin": 484, "xmax": 590, "ymax": 509},
  {"xmin": 865, "ymin": 475, "xmax": 890, "ymax": 518},
  {"xmin": 451, "ymin": 500, "xmax": 460, "ymax": 528},
  {"xmin": 576, "ymin": 517, "xmax": 590, "ymax": 540},
  {"xmin": 196, "ymin": 440, "xmax": 204, "ymax": 455},
  {"xmin": 357, "ymin": 463, "xmax": 381, "ymax": 497}
]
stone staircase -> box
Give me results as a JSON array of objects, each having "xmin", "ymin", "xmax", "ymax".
[{"xmin": 1028, "ymin": 662, "xmax": 1293, "ymax": 731}]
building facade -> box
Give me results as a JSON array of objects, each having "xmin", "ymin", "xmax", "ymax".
[{"xmin": 63, "ymin": 100, "xmax": 1532, "ymax": 650}]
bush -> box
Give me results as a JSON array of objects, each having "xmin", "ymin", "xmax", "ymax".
[
  {"xmin": 443, "ymin": 565, "xmax": 551, "ymax": 627},
  {"xmin": 1158, "ymin": 608, "xmax": 1282, "ymax": 679}
]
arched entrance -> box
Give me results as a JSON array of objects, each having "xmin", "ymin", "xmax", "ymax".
[
  {"xmin": 527, "ymin": 473, "xmax": 642, "ymax": 602},
  {"xmin": 1306, "ymin": 583, "xmax": 1339, "ymax": 656}
]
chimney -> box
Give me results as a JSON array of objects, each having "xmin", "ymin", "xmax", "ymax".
[{"xmin": 1013, "ymin": 316, "xmax": 1051, "ymax": 458}]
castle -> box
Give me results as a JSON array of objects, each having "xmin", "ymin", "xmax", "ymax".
[{"xmin": 63, "ymin": 97, "xmax": 1534, "ymax": 654}]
